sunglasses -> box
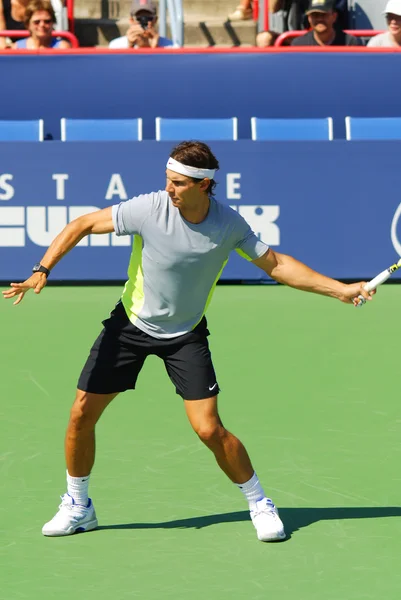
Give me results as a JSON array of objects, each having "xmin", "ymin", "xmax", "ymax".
[
  {"xmin": 386, "ymin": 13, "xmax": 401, "ymax": 22},
  {"xmin": 32, "ymin": 18, "xmax": 52, "ymax": 25}
]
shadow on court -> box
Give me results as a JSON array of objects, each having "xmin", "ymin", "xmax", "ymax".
[{"xmin": 97, "ymin": 506, "xmax": 401, "ymax": 539}]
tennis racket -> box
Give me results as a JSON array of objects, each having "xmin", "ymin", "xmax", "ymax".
[{"xmin": 355, "ymin": 258, "xmax": 401, "ymax": 307}]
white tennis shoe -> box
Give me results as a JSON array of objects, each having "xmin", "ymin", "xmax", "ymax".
[
  {"xmin": 42, "ymin": 493, "xmax": 98, "ymax": 536},
  {"xmin": 250, "ymin": 497, "xmax": 286, "ymax": 542}
]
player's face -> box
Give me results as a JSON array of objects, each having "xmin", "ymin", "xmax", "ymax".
[{"xmin": 165, "ymin": 169, "xmax": 206, "ymax": 207}]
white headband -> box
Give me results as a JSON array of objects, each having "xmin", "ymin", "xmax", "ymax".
[{"xmin": 166, "ymin": 157, "xmax": 216, "ymax": 179}]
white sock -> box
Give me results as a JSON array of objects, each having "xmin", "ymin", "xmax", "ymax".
[
  {"xmin": 67, "ymin": 471, "xmax": 90, "ymax": 507},
  {"xmin": 236, "ymin": 472, "xmax": 265, "ymax": 510}
]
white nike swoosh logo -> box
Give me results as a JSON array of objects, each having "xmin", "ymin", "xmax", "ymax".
[{"xmin": 208, "ymin": 383, "xmax": 218, "ymax": 391}]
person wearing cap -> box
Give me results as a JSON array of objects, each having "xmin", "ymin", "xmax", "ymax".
[
  {"xmin": 368, "ymin": 0, "xmax": 401, "ymax": 47},
  {"xmin": 264, "ymin": 0, "xmax": 348, "ymax": 33},
  {"xmin": 3, "ymin": 140, "xmax": 374, "ymax": 542},
  {"xmin": 291, "ymin": 0, "xmax": 362, "ymax": 46},
  {"xmin": 109, "ymin": 0, "xmax": 174, "ymax": 49}
]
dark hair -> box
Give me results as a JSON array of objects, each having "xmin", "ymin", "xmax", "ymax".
[
  {"xmin": 24, "ymin": 0, "xmax": 56, "ymax": 26},
  {"xmin": 170, "ymin": 140, "xmax": 220, "ymax": 197}
]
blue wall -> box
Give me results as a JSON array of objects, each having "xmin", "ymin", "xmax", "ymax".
[
  {"xmin": 2, "ymin": 51, "xmax": 401, "ymax": 140},
  {"xmin": 1, "ymin": 140, "xmax": 401, "ymax": 282}
]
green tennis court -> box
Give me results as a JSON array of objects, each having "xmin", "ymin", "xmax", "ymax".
[{"xmin": 1, "ymin": 284, "xmax": 401, "ymax": 600}]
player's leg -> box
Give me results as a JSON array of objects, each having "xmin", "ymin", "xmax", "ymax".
[
  {"xmin": 65, "ymin": 389, "xmax": 118, "ymax": 477},
  {"xmin": 163, "ymin": 319, "xmax": 286, "ymax": 541},
  {"xmin": 42, "ymin": 301, "xmax": 147, "ymax": 537},
  {"xmin": 184, "ymin": 394, "xmax": 253, "ymax": 483},
  {"xmin": 42, "ymin": 390, "xmax": 118, "ymax": 538},
  {"xmin": 184, "ymin": 396, "xmax": 285, "ymax": 541}
]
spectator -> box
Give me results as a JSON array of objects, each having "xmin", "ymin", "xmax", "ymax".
[
  {"xmin": 256, "ymin": 30, "xmax": 280, "ymax": 47},
  {"xmin": 109, "ymin": 0, "xmax": 174, "ymax": 49},
  {"xmin": 228, "ymin": 0, "xmax": 253, "ymax": 21},
  {"xmin": 271, "ymin": 0, "xmax": 348, "ymax": 32},
  {"xmin": 0, "ymin": 0, "xmax": 29, "ymax": 48},
  {"xmin": 291, "ymin": 0, "xmax": 362, "ymax": 46},
  {"xmin": 13, "ymin": 0, "xmax": 70, "ymax": 48},
  {"xmin": 368, "ymin": 0, "xmax": 401, "ymax": 47}
]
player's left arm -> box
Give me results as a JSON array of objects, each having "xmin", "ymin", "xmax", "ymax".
[
  {"xmin": 252, "ymin": 248, "xmax": 373, "ymax": 305},
  {"xmin": 2, "ymin": 207, "xmax": 114, "ymax": 305}
]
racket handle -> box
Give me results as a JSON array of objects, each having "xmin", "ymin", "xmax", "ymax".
[
  {"xmin": 355, "ymin": 268, "xmax": 392, "ymax": 307},
  {"xmin": 364, "ymin": 270, "xmax": 392, "ymax": 291}
]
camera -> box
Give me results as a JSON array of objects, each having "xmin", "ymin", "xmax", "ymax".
[{"xmin": 137, "ymin": 15, "xmax": 153, "ymax": 29}]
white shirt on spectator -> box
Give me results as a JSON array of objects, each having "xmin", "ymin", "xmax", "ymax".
[
  {"xmin": 367, "ymin": 32, "xmax": 400, "ymax": 47},
  {"xmin": 109, "ymin": 35, "xmax": 175, "ymax": 48},
  {"xmin": 51, "ymin": 0, "xmax": 68, "ymax": 30}
]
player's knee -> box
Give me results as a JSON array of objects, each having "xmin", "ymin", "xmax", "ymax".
[
  {"xmin": 69, "ymin": 392, "xmax": 99, "ymax": 429},
  {"xmin": 196, "ymin": 422, "xmax": 225, "ymax": 448}
]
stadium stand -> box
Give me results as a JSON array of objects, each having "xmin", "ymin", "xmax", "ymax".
[
  {"xmin": 0, "ymin": 119, "xmax": 44, "ymax": 141},
  {"xmin": 60, "ymin": 118, "xmax": 143, "ymax": 140},
  {"xmin": 155, "ymin": 117, "xmax": 238, "ymax": 141},
  {"xmin": 3, "ymin": 0, "xmax": 387, "ymax": 47},
  {"xmin": 73, "ymin": 0, "xmax": 258, "ymax": 47},
  {"xmin": 251, "ymin": 117, "xmax": 334, "ymax": 141}
]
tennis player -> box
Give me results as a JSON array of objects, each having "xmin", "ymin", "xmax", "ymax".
[{"xmin": 2, "ymin": 141, "xmax": 373, "ymax": 541}]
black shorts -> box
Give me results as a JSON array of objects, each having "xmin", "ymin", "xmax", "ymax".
[{"xmin": 77, "ymin": 302, "xmax": 220, "ymax": 400}]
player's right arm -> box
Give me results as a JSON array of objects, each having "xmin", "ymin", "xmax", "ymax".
[{"xmin": 2, "ymin": 207, "xmax": 114, "ymax": 305}]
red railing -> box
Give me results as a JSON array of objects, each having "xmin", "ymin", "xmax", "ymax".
[
  {"xmin": 274, "ymin": 29, "xmax": 384, "ymax": 46},
  {"xmin": 0, "ymin": 46, "xmax": 399, "ymax": 54},
  {"xmin": 253, "ymin": 0, "xmax": 259, "ymax": 21},
  {"xmin": 0, "ymin": 30, "xmax": 79, "ymax": 47},
  {"xmin": 67, "ymin": 0, "xmax": 74, "ymax": 33}
]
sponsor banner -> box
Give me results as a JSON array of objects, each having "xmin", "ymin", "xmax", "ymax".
[{"xmin": 1, "ymin": 141, "xmax": 401, "ymax": 281}]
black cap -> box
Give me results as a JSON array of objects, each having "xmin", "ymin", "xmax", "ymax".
[{"xmin": 306, "ymin": 0, "xmax": 336, "ymax": 14}]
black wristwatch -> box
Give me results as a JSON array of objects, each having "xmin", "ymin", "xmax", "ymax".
[{"xmin": 32, "ymin": 263, "xmax": 51, "ymax": 277}]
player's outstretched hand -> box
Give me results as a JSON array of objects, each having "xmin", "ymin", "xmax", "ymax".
[
  {"xmin": 341, "ymin": 281, "xmax": 375, "ymax": 306},
  {"xmin": 2, "ymin": 273, "xmax": 48, "ymax": 305}
]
